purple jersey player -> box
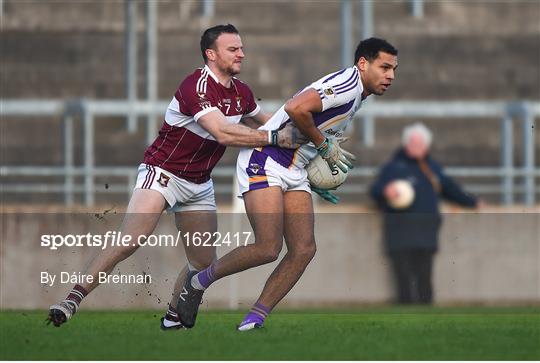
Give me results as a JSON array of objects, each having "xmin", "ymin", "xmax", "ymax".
[{"xmin": 176, "ymin": 38, "xmax": 399, "ymax": 331}]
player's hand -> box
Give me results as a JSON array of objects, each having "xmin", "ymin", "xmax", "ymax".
[
  {"xmin": 311, "ymin": 186, "xmax": 339, "ymax": 204},
  {"xmin": 316, "ymin": 137, "xmax": 356, "ymax": 173},
  {"xmin": 335, "ymin": 136, "xmax": 356, "ymax": 163},
  {"xmin": 273, "ymin": 123, "xmax": 309, "ymax": 149}
]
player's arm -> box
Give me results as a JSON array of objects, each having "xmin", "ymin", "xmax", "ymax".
[
  {"xmin": 283, "ymin": 88, "xmax": 325, "ymax": 146},
  {"xmin": 241, "ymin": 111, "xmax": 272, "ymax": 129},
  {"xmin": 198, "ymin": 109, "xmax": 298, "ymax": 148},
  {"xmin": 250, "ymin": 110, "xmax": 272, "ymax": 125},
  {"xmin": 284, "ymin": 88, "xmax": 355, "ymax": 172}
]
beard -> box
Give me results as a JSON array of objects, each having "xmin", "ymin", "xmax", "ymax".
[
  {"xmin": 215, "ymin": 59, "xmax": 241, "ymax": 76},
  {"xmin": 369, "ymin": 83, "xmax": 387, "ymax": 96},
  {"xmin": 225, "ymin": 66, "xmax": 240, "ymax": 76},
  {"xmin": 224, "ymin": 64, "xmax": 241, "ymax": 76}
]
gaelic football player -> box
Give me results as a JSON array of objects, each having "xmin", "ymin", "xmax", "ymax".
[
  {"xmin": 47, "ymin": 24, "xmax": 305, "ymax": 328},
  {"xmin": 177, "ymin": 38, "xmax": 399, "ymax": 330}
]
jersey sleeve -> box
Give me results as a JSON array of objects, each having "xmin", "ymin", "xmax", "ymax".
[
  {"xmin": 177, "ymin": 76, "xmax": 220, "ymax": 122},
  {"xmin": 309, "ymin": 67, "xmax": 360, "ymax": 112}
]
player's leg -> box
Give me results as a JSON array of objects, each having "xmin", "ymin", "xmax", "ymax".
[
  {"xmin": 82, "ymin": 189, "xmax": 166, "ymax": 292},
  {"xmin": 47, "ymin": 188, "xmax": 166, "ymax": 327},
  {"xmin": 161, "ymin": 265, "xmax": 188, "ymax": 329},
  {"xmin": 194, "ymin": 186, "xmax": 284, "ymax": 282},
  {"xmin": 161, "ymin": 210, "xmax": 217, "ymax": 329},
  {"xmin": 237, "ymin": 190, "xmax": 316, "ymax": 331},
  {"xmin": 177, "ymin": 210, "xmax": 218, "ymax": 270},
  {"xmin": 176, "ymin": 186, "xmax": 285, "ymax": 328}
]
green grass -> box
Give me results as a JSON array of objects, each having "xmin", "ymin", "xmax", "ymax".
[{"xmin": 1, "ymin": 307, "xmax": 539, "ymax": 360}]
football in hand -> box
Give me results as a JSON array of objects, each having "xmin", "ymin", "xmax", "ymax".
[{"xmin": 306, "ymin": 154, "xmax": 348, "ymax": 190}]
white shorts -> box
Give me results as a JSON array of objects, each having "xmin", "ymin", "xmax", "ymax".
[
  {"xmin": 236, "ymin": 148, "xmax": 311, "ymax": 197},
  {"xmin": 134, "ymin": 163, "xmax": 216, "ymax": 212}
]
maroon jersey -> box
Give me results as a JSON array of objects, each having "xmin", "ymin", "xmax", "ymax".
[{"xmin": 144, "ymin": 65, "xmax": 260, "ymax": 184}]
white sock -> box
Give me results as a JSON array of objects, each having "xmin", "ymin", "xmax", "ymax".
[{"xmin": 190, "ymin": 274, "xmax": 206, "ymax": 291}]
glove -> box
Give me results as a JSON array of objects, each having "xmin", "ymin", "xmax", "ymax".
[
  {"xmin": 311, "ymin": 186, "xmax": 340, "ymax": 204},
  {"xmin": 270, "ymin": 123, "xmax": 309, "ymax": 149},
  {"xmin": 315, "ymin": 137, "xmax": 356, "ymax": 173}
]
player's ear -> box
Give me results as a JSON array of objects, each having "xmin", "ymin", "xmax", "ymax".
[
  {"xmin": 358, "ymin": 57, "xmax": 368, "ymax": 72},
  {"xmin": 205, "ymin": 48, "xmax": 216, "ymax": 62}
]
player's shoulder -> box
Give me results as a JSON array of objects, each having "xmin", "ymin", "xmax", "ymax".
[
  {"xmin": 178, "ymin": 67, "xmax": 219, "ymax": 99},
  {"xmin": 180, "ymin": 68, "xmax": 207, "ymax": 88},
  {"xmin": 313, "ymin": 66, "xmax": 361, "ymax": 101},
  {"xmin": 317, "ymin": 66, "xmax": 359, "ymax": 87}
]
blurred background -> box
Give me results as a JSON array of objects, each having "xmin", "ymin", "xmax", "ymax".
[{"xmin": 1, "ymin": 0, "xmax": 539, "ymax": 309}]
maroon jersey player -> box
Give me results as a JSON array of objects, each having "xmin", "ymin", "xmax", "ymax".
[{"xmin": 143, "ymin": 64, "xmax": 261, "ymax": 184}]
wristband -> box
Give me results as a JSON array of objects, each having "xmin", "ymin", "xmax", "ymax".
[
  {"xmin": 316, "ymin": 138, "xmax": 330, "ymax": 154},
  {"xmin": 269, "ymin": 130, "xmax": 279, "ymax": 145}
]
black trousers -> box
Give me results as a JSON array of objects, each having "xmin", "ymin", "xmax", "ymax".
[{"xmin": 388, "ymin": 248, "xmax": 435, "ymax": 304}]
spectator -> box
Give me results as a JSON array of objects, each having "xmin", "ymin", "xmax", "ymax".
[{"xmin": 370, "ymin": 122, "xmax": 481, "ymax": 304}]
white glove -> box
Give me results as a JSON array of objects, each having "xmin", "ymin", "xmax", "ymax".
[
  {"xmin": 316, "ymin": 137, "xmax": 356, "ymax": 172},
  {"xmin": 269, "ymin": 123, "xmax": 309, "ymax": 149}
]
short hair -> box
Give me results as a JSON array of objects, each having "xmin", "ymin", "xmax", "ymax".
[
  {"xmin": 200, "ymin": 24, "xmax": 239, "ymax": 63},
  {"xmin": 402, "ymin": 122, "xmax": 433, "ymax": 147},
  {"xmin": 354, "ymin": 37, "xmax": 398, "ymax": 64}
]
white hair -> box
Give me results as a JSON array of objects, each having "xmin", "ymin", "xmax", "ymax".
[{"xmin": 402, "ymin": 122, "xmax": 433, "ymax": 147}]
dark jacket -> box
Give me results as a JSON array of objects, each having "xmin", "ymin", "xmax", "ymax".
[{"xmin": 370, "ymin": 148, "xmax": 478, "ymax": 252}]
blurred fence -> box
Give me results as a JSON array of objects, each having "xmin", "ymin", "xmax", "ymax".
[{"xmin": 1, "ymin": 99, "xmax": 538, "ymax": 205}]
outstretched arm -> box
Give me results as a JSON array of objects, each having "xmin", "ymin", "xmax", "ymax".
[
  {"xmin": 198, "ymin": 110, "xmax": 300, "ymax": 148},
  {"xmin": 241, "ymin": 111, "xmax": 272, "ymax": 129}
]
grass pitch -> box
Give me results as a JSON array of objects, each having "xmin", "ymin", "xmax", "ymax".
[{"xmin": 1, "ymin": 307, "xmax": 538, "ymax": 360}]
